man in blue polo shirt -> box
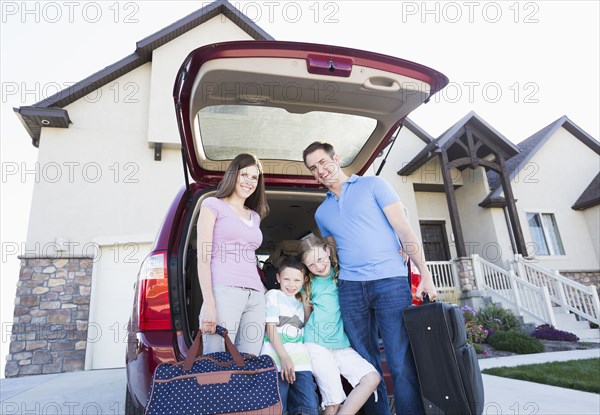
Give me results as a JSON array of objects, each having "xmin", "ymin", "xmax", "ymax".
[{"xmin": 302, "ymin": 141, "xmax": 438, "ymax": 415}]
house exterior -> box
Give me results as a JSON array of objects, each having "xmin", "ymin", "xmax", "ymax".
[
  {"xmin": 6, "ymin": 0, "xmax": 599, "ymax": 377},
  {"xmin": 6, "ymin": 0, "xmax": 274, "ymax": 377},
  {"xmin": 374, "ymin": 113, "xmax": 599, "ymax": 334},
  {"xmin": 375, "ymin": 114, "xmax": 599, "ymax": 286},
  {"xmin": 485, "ymin": 117, "xmax": 600, "ymax": 280}
]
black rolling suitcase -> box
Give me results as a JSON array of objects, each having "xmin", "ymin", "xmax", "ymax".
[{"xmin": 403, "ymin": 300, "xmax": 484, "ymax": 415}]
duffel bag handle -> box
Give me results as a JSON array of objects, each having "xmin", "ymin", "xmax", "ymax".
[{"xmin": 183, "ymin": 325, "xmax": 245, "ymax": 371}]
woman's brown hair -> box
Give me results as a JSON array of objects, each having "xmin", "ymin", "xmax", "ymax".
[
  {"xmin": 214, "ymin": 153, "xmax": 269, "ymax": 219},
  {"xmin": 298, "ymin": 235, "xmax": 340, "ymax": 301}
]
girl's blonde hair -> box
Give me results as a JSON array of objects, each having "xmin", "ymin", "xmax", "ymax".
[{"xmin": 298, "ymin": 235, "xmax": 340, "ymax": 300}]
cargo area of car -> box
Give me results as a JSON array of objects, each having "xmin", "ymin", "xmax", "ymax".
[{"xmin": 179, "ymin": 188, "xmax": 326, "ymax": 342}]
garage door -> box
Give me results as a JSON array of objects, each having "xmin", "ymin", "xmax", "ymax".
[{"xmin": 86, "ymin": 242, "xmax": 152, "ymax": 369}]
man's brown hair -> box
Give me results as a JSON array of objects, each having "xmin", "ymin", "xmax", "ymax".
[{"xmin": 302, "ymin": 141, "xmax": 336, "ymax": 167}]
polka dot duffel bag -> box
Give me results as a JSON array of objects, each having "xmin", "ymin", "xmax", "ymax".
[{"xmin": 146, "ymin": 325, "xmax": 282, "ymax": 415}]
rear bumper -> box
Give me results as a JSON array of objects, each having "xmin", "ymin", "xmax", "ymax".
[{"xmin": 126, "ymin": 331, "xmax": 178, "ymax": 408}]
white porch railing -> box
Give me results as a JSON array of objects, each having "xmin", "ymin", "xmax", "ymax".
[
  {"xmin": 512, "ymin": 277, "xmax": 557, "ymax": 326},
  {"xmin": 472, "ymin": 254, "xmax": 556, "ymax": 325},
  {"xmin": 426, "ymin": 260, "xmax": 459, "ymax": 292},
  {"xmin": 513, "ymin": 255, "xmax": 600, "ymax": 326}
]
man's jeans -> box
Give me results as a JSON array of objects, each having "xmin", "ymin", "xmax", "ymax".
[
  {"xmin": 338, "ymin": 277, "xmax": 424, "ymax": 415},
  {"xmin": 278, "ymin": 370, "xmax": 319, "ymax": 415}
]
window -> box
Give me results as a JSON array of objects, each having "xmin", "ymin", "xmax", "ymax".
[
  {"xmin": 196, "ymin": 105, "xmax": 377, "ymax": 165},
  {"xmin": 526, "ymin": 213, "xmax": 565, "ymax": 256}
]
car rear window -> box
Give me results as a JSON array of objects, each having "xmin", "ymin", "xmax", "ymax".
[{"xmin": 196, "ymin": 105, "xmax": 377, "ymax": 166}]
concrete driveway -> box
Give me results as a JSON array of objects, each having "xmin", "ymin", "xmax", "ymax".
[
  {"xmin": 1, "ymin": 349, "xmax": 599, "ymax": 414},
  {"xmin": 1, "ymin": 368, "xmax": 126, "ymax": 414}
]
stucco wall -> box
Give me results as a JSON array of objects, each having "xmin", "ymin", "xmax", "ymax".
[
  {"xmin": 147, "ymin": 15, "xmax": 254, "ymax": 146},
  {"xmin": 11, "ymin": 13, "xmax": 263, "ymax": 378},
  {"xmin": 25, "ymin": 64, "xmax": 176, "ymax": 255},
  {"xmin": 25, "ymin": 16, "xmax": 255, "ymax": 256},
  {"xmin": 510, "ymin": 127, "xmax": 599, "ymax": 270},
  {"xmin": 455, "ymin": 167, "xmax": 513, "ymax": 264},
  {"xmin": 375, "ymin": 129, "xmax": 462, "ymax": 259},
  {"xmin": 374, "ymin": 127, "xmax": 429, "ymax": 239},
  {"xmin": 398, "ymin": 156, "xmax": 463, "ymax": 262},
  {"xmin": 582, "ymin": 205, "xmax": 600, "ymax": 265}
]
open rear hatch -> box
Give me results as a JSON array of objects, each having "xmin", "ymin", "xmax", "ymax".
[{"xmin": 174, "ymin": 40, "xmax": 448, "ymax": 186}]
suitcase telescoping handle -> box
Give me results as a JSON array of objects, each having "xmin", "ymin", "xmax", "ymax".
[{"xmin": 183, "ymin": 325, "xmax": 245, "ymax": 371}]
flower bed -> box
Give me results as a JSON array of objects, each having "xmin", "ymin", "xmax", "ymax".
[{"xmin": 457, "ymin": 304, "xmax": 599, "ymax": 358}]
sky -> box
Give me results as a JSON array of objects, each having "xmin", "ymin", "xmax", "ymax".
[{"xmin": 1, "ymin": 1, "xmax": 599, "ymax": 374}]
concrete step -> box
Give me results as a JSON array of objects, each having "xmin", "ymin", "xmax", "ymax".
[
  {"xmin": 552, "ymin": 306, "xmax": 570, "ymax": 315},
  {"xmin": 570, "ymin": 328, "xmax": 600, "ymax": 342},
  {"xmin": 553, "ymin": 312, "xmax": 577, "ymax": 324},
  {"xmin": 554, "ymin": 314, "xmax": 592, "ymax": 331},
  {"xmin": 555, "ymin": 321, "xmax": 593, "ymax": 333}
]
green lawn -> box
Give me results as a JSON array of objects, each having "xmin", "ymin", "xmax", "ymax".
[{"xmin": 482, "ymin": 358, "xmax": 600, "ymax": 393}]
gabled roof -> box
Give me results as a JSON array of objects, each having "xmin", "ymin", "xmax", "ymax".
[
  {"xmin": 403, "ymin": 117, "xmax": 433, "ymax": 144},
  {"xmin": 572, "ymin": 173, "xmax": 600, "ymax": 210},
  {"xmin": 398, "ymin": 111, "xmax": 519, "ymax": 176},
  {"xmin": 14, "ymin": 0, "xmax": 273, "ymax": 147},
  {"xmin": 485, "ymin": 116, "xmax": 600, "ymax": 202}
]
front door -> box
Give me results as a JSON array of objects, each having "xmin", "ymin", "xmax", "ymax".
[{"xmin": 420, "ymin": 221, "xmax": 450, "ymax": 261}]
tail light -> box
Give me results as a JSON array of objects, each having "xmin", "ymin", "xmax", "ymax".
[
  {"xmin": 137, "ymin": 251, "xmax": 172, "ymax": 331},
  {"xmin": 408, "ymin": 259, "xmax": 423, "ymax": 305}
]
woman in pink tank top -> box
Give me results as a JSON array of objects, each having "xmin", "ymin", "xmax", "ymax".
[{"xmin": 197, "ymin": 153, "xmax": 269, "ymax": 355}]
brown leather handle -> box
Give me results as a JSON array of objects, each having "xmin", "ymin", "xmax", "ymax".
[{"xmin": 183, "ymin": 325, "xmax": 245, "ymax": 371}]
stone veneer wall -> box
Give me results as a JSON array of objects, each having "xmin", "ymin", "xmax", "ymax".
[
  {"xmin": 5, "ymin": 256, "xmax": 93, "ymax": 377},
  {"xmin": 560, "ymin": 271, "xmax": 600, "ymax": 289},
  {"xmin": 455, "ymin": 257, "xmax": 489, "ymax": 309},
  {"xmin": 455, "ymin": 257, "xmax": 476, "ymax": 291}
]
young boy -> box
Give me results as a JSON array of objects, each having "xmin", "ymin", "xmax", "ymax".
[{"xmin": 261, "ymin": 256, "xmax": 319, "ymax": 415}]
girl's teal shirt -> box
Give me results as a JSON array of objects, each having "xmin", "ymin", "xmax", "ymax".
[{"xmin": 303, "ymin": 269, "xmax": 351, "ymax": 349}]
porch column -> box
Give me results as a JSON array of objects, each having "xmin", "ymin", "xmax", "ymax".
[
  {"xmin": 498, "ymin": 156, "xmax": 528, "ymax": 256},
  {"xmin": 439, "ymin": 151, "xmax": 467, "ymax": 257}
]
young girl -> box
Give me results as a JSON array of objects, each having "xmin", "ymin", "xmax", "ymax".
[
  {"xmin": 299, "ymin": 235, "xmax": 380, "ymax": 415},
  {"xmin": 261, "ymin": 256, "xmax": 319, "ymax": 415},
  {"xmin": 197, "ymin": 153, "xmax": 269, "ymax": 356}
]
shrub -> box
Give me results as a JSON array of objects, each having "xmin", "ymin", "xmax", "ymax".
[
  {"xmin": 532, "ymin": 324, "xmax": 579, "ymax": 342},
  {"xmin": 472, "ymin": 343, "xmax": 484, "ymax": 354},
  {"xmin": 465, "ymin": 321, "xmax": 489, "ymax": 344},
  {"xmin": 440, "ymin": 290, "xmax": 461, "ymax": 305},
  {"xmin": 460, "ymin": 305, "xmax": 478, "ymax": 323},
  {"xmin": 521, "ymin": 322, "xmax": 537, "ymax": 336},
  {"xmin": 476, "ymin": 304, "xmax": 523, "ymax": 332},
  {"xmin": 488, "ymin": 331, "xmax": 544, "ymax": 354}
]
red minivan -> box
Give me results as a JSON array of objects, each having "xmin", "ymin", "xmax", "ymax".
[{"xmin": 125, "ymin": 40, "xmax": 448, "ymax": 414}]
